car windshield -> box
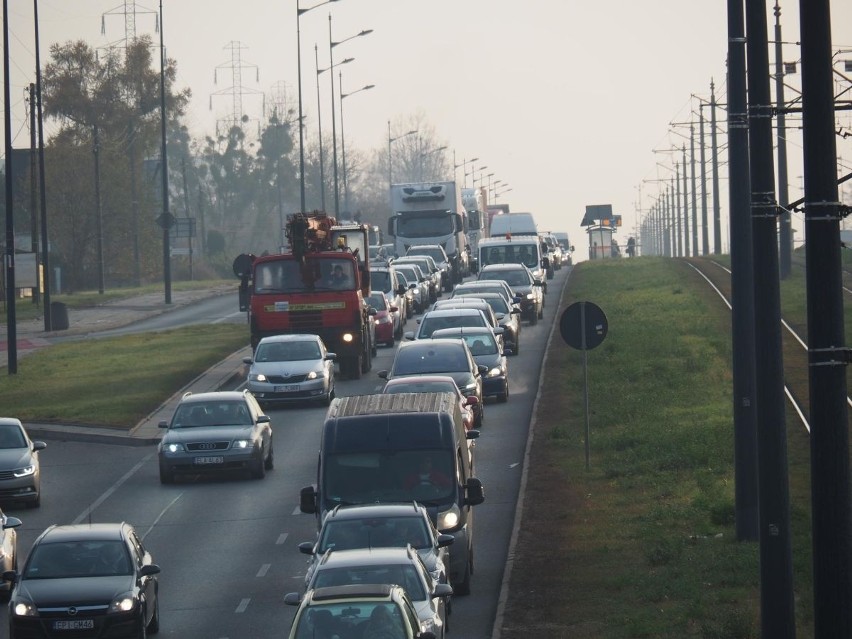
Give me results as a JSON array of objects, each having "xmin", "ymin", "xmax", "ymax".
[
  {"xmin": 418, "ymin": 314, "xmax": 486, "ymax": 338},
  {"xmin": 255, "ymin": 341, "xmax": 321, "ymax": 362},
  {"xmin": 0, "ymin": 424, "xmax": 26, "ymax": 449},
  {"xmin": 367, "ymin": 294, "xmax": 387, "ymax": 311},
  {"xmin": 454, "ymin": 284, "xmax": 510, "ymax": 302},
  {"xmin": 479, "ymin": 296, "xmax": 510, "ymax": 314},
  {"xmin": 481, "ymin": 269, "xmax": 530, "ymax": 287},
  {"xmin": 480, "ymin": 243, "xmax": 539, "ymax": 269},
  {"xmin": 24, "ymin": 540, "xmax": 132, "ymax": 579},
  {"xmin": 318, "ymin": 517, "xmax": 431, "ymax": 553},
  {"xmin": 396, "ymin": 267, "xmax": 419, "ymax": 282},
  {"xmin": 254, "ymin": 258, "xmax": 356, "ymax": 293},
  {"xmin": 437, "ymin": 333, "xmax": 498, "ymax": 356},
  {"xmin": 397, "ymin": 259, "xmax": 432, "ymax": 274},
  {"xmin": 395, "ymin": 214, "xmax": 455, "ymax": 238},
  {"xmin": 172, "ymin": 401, "xmax": 253, "ymax": 428}
]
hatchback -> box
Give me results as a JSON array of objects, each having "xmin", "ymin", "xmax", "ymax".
[
  {"xmin": 243, "ymin": 334, "xmax": 336, "ymax": 406},
  {"xmin": 405, "ymin": 307, "xmax": 497, "ymax": 342},
  {"xmin": 431, "ymin": 327, "xmax": 509, "ymax": 402},
  {"xmin": 447, "ymin": 292, "xmax": 522, "ymax": 355},
  {"xmin": 0, "ymin": 418, "xmax": 46, "ymax": 508}
]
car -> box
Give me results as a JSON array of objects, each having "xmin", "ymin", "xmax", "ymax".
[
  {"xmin": 378, "ymin": 338, "xmax": 486, "ymax": 428},
  {"xmin": 394, "ymin": 264, "xmax": 431, "ymax": 314},
  {"xmin": 371, "ymin": 266, "xmax": 408, "ymax": 336},
  {"xmin": 406, "ymin": 245, "xmax": 452, "ymax": 292},
  {"xmin": 368, "ymin": 291, "xmax": 400, "ymax": 347},
  {"xmin": 431, "ymin": 327, "xmax": 510, "ymax": 402},
  {"xmin": 446, "ymin": 292, "xmax": 523, "ymax": 355},
  {"xmin": 395, "ymin": 270, "xmax": 419, "ymax": 319},
  {"xmin": 451, "ymin": 279, "xmax": 519, "ymax": 308},
  {"xmin": 243, "ymin": 334, "xmax": 337, "ymax": 406},
  {"xmin": 0, "ymin": 418, "xmax": 46, "ymax": 508},
  {"xmin": 405, "ymin": 307, "xmax": 498, "ymax": 342},
  {"xmin": 297, "ymin": 546, "xmax": 452, "ymax": 639},
  {"xmin": 298, "ymin": 503, "xmax": 454, "ymax": 591},
  {"xmin": 157, "ymin": 390, "xmax": 273, "ymax": 483},
  {"xmin": 477, "ymin": 263, "xmax": 544, "ymax": 325},
  {"xmin": 429, "ymin": 298, "xmax": 504, "ymax": 348},
  {"xmin": 369, "ymin": 244, "xmax": 389, "ymax": 262},
  {"xmin": 0, "ymin": 509, "xmax": 22, "ymax": 601},
  {"xmin": 394, "ymin": 256, "xmax": 442, "ymax": 303},
  {"xmin": 540, "ymin": 232, "xmax": 564, "ymax": 271},
  {"xmin": 6, "ymin": 522, "xmax": 161, "ymax": 638},
  {"xmin": 284, "ymin": 584, "xmax": 436, "ymax": 639},
  {"xmin": 381, "ymin": 376, "xmax": 478, "ymax": 433}
]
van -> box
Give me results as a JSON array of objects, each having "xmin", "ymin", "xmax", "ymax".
[
  {"xmin": 488, "ymin": 212, "xmax": 537, "ymax": 238},
  {"xmin": 299, "ymin": 392, "xmax": 484, "ymax": 595},
  {"xmin": 476, "ymin": 235, "xmax": 548, "ymax": 285}
]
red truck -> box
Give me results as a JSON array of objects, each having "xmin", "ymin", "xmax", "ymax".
[{"xmin": 234, "ymin": 211, "xmax": 374, "ymax": 379}]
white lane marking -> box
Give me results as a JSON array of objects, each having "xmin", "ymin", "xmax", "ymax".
[
  {"xmin": 256, "ymin": 563, "xmax": 271, "ymax": 577},
  {"xmin": 213, "ymin": 311, "xmax": 245, "ymax": 324},
  {"xmin": 292, "ymin": 505, "xmax": 303, "ymax": 516},
  {"xmin": 509, "ymin": 463, "xmax": 520, "ymax": 469},
  {"xmin": 140, "ymin": 494, "xmax": 183, "ymax": 541},
  {"xmin": 235, "ymin": 598, "xmax": 250, "ymax": 613},
  {"xmin": 277, "ymin": 533, "xmax": 289, "ymax": 545},
  {"xmin": 74, "ymin": 452, "xmax": 156, "ymax": 524}
]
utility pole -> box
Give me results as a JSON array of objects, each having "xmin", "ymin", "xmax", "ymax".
[
  {"xmin": 745, "ymin": 0, "xmax": 796, "ymax": 634},
  {"xmin": 674, "ymin": 173, "xmax": 681, "ymax": 257},
  {"xmin": 774, "ymin": 1, "xmax": 792, "ymax": 278},
  {"xmin": 34, "ymin": 0, "xmax": 51, "ymax": 330},
  {"xmin": 690, "ymin": 125, "xmax": 699, "ymax": 255},
  {"xmin": 698, "ymin": 114, "xmax": 709, "ymax": 256},
  {"xmin": 4, "ymin": 0, "xmax": 18, "ymax": 374},
  {"xmin": 682, "ymin": 146, "xmax": 689, "ymax": 257},
  {"xmin": 711, "ymin": 80, "xmax": 722, "ymax": 254},
  {"xmin": 28, "ymin": 83, "xmax": 38, "ymax": 304},
  {"xmin": 93, "ymin": 124, "xmax": 105, "ymax": 294},
  {"xmin": 799, "ymin": 0, "xmax": 852, "ymax": 635}
]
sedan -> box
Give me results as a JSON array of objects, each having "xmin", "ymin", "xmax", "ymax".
[
  {"xmin": 478, "ymin": 263, "xmax": 544, "ymax": 325},
  {"xmin": 405, "ymin": 308, "xmax": 497, "ymax": 342},
  {"xmin": 157, "ymin": 390, "xmax": 273, "ymax": 483},
  {"xmin": 447, "ymin": 292, "xmax": 522, "ymax": 355},
  {"xmin": 297, "ymin": 546, "xmax": 452, "ymax": 639},
  {"xmin": 0, "ymin": 418, "xmax": 46, "ymax": 508},
  {"xmin": 297, "ymin": 503, "xmax": 454, "ymax": 591},
  {"xmin": 0, "ymin": 509, "xmax": 22, "ymax": 600},
  {"xmin": 6, "ymin": 522, "xmax": 160, "ymax": 638},
  {"xmin": 243, "ymin": 334, "xmax": 336, "ymax": 406},
  {"xmin": 378, "ymin": 338, "xmax": 486, "ymax": 428},
  {"xmin": 431, "ymin": 327, "xmax": 510, "ymax": 402}
]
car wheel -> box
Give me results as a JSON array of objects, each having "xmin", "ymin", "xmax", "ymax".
[
  {"xmin": 511, "ymin": 337, "xmax": 520, "ymax": 356},
  {"xmin": 158, "ymin": 466, "xmax": 174, "ymax": 485},
  {"xmin": 137, "ymin": 609, "xmax": 148, "ymax": 639},
  {"xmin": 371, "ymin": 340, "xmax": 377, "ymax": 357},
  {"xmin": 454, "ymin": 556, "xmax": 472, "ymax": 596},
  {"xmin": 475, "ymin": 404, "xmax": 484, "ymax": 429},
  {"xmin": 529, "ymin": 311, "xmax": 538, "ymax": 326},
  {"xmin": 251, "ymin": 453, "xmax": 266, "ymax": 480},
  {"xmin": 146, "ymin": 592, "xmax": 160, "ymax": 634},
  {"xmin": 498, "ymin": 382, "xmax": 509, "ymax": 403},
  {"xmin": 538, "ymin": 304, "xmax": 544, "ymax": 320},
  {"xmin": 26, "ymin": 491, "xmax": 41, "ymax": 509},
  {"xmin": 264, "ymin": 441, "xmax": 274, "ymax": 470}
]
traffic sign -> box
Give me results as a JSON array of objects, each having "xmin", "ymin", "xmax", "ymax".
[{"xmin": 560, "ymin": 301, "xmax": 608, "ymax": 350}]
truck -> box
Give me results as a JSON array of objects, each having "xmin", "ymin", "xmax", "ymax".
[
  {"xmin": 486, "ymin": 203, "xmax": 510, "ymax": 236},
  {"xmin": 388, "ymin": 181, "xmax": 470, "ymax": 285},
  {"xmin": 233, "ymin": 211, "xmax": 374, "ymax": 379},
  {"xmin": 461, "ymin": 187, "xmax": 488, "ymax": 270}
]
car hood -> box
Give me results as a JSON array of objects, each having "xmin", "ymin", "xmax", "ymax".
[
  {"xmin": 472, "ymin": 352, "xmax": 501, "ymax": 368},
  {"xmin": 17, "ymin": 575, "xmax": 134, "ymax": 606},
  {"xmin": 413, "ymin": 598, "xmax": 440, "ymax": 624},
  {"xmin": 162, "ymin": 425, "xmax": 254, "ymax": 444},
  {"xmin": 250, "ymin": 360, "xmax": 324, "ymax": 377},
  {"xmin": 0, "ymin": 448, "xmax": 33, "ymax": 468}
]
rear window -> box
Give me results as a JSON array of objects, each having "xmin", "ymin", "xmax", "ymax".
[
  {"xmin": 366, "ymin": 294, "xmax": 387, "ymax": 310},
  {"xmin": 418, "ymin": 314, "xmax": 486, "ymax": 338},
  {"xmin": 371, "ymin": 271, "xmax": 391, "ymax": 292}
]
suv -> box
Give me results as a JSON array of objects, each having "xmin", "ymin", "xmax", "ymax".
[
  {"xmin": 406, "ymin": 245, "xmax": 452, "ymax": 292},
  {"xmin": 157, "ymin": 390, "xmax": 273, "ymax": 483},
  {"xmin": 284, "ymin": 584, "xmax": 436, "ymax": 639}
]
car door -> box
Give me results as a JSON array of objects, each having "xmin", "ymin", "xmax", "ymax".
[{"xmin": 128, "ymin": 530, "xmax": 157, "ymax": 623}]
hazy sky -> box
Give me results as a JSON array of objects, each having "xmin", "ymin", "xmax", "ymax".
[{"xmin": 5, "ymin": 1, "xmax": 852, "ymax": 259}]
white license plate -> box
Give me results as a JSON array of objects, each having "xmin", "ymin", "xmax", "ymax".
[
  {"xmin": 194, "ymin": 456, "xmax": 224, "ymax": 465},
  {"xmin": 53, "ymin": 620, "xmax": 95, "ymax": 630},
  {"xmin": 274, "ymin": 385, "xmax": 300, "ymax": 392}
]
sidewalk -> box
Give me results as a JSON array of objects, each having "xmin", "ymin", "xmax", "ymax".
[{"xmin": 2, "ymin": 285, "xmax": 249, "ymax": 446}]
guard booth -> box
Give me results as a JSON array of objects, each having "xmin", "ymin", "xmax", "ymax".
[
  {"xmin": 587, "ymin": 226, "xmax": 614, "ymax": 260},
  {"xmin": 581, "ymin": 204, "xmax": 621, "ymax": 259}
]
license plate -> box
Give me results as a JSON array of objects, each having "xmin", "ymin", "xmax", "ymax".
[
  {"xmin": 274, "ymin": 385, "xmax": 300, "ymax": 393},
  {"xmin": 194, "ymin": 456, "xmax": 224, "ymax": 465},
  {"xmin": 53, "ymin": 620, "xmax": 95, "ymax": 630}
]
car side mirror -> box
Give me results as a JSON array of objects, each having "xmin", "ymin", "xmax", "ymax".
[
  {"xmin": 477, "ymin": 365, "xmax": 489, "ymax": 376},
  {"xmin": 140, "ymin": 564, "xmax": 161, "ymax": 577},
  {"xmin": 465, "ymin": 396, "xmax": 479, "ymax": 406},
  {"xmin": 2, "ymin": 570, "xmax": 17, "ymax": 585},
  {"xmin": 32, "ymin": 441, "xmax": 47, "ymax": 452},
  {"xmin": 298, "ymin": 541, "xmax": 316, "ymax": 556},
  {"xmin": 158, "ymin": 420, "xmax": 169, "ymax": 429},
  {"xmin": 257, "ymin": 415, "xmax": 271, "ymax": 424},
  {"xmin": 242, "ymin": 356, "xmax": 254, "ymax": 365},
  {"xmin": 377, "ymin": 370, "xmax": 389, "ymax": 379},
  {"xmin": 299, "ymin": 485, "xmax": 317, "ymax": 514},
  {"xmin": 436, "ymin": 533, "xmax": 454, "ymax": 548},
  {"xmin": 284, "ymin": 592, "xmax": 302, "ymax": 606},
  {"xmin": 464, "ymin": 477, "xmax": 485, "ymax": 506},
  {"xmin": 432, "ymin": 583, "xmax": 453, "ymax": 599},
  {"xmin": 2, "ymin": 516, "xmax": 22, "ymax": 531},
  {"xmin": 325, "ymin": 353, "xmax": 337, "ymax": 361}
]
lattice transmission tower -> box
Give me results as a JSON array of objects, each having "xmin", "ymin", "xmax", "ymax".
[{"xmin": 210, "ymin": 41, "xmax": 264, "ymax": 138}]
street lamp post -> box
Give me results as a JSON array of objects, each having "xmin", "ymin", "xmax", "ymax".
[
  {"xmin": 314, "ymin": 45, "xmax": 326, "ymax": 211},
  {"xmin": 453, "ymin": 156, "xmax": 478, "ymax": 187},
  {"xmin": 297, "ymin": 0, "xmax": 339, "ymax": 213},
  {"xmin": 340, "ymin": 76, "xmax": 374, "ymax": 216},
  {"xmin": 388, "ymin": 123, "xmax": 417, "ymax": 188},
  {"xmin": 420, "ymin": 145, "xmax": 447, "ymax": 181},
  {"xmin": 329, "ymin": 17, "xmax": 373, "ymax": 216}
]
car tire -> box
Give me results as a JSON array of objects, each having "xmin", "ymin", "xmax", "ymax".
[
  {"xmin": 251, "ymin": 453, "xmax": 266, "ymax": 480},
  {"xmin": 538, "ymin": 304, "xmax": 544, "ymax": 320},
  {"xmin": 264, "ymin": 441, "xmax": 274, "ymax": 470},
  {"xmin": 498, "ymin": 382, "xmax": 509, "ymax": 403},
  {"xmin": 146, "ymin": 593, "xmax": 160, "ymax": 634},
  {"xmin": 511, "ymin": 337, "xmax": 520, "ymax": 356},
  {"xmin": 322, "ymin": 387, "xmax": 334, "ymax": 406},
  {"xmin": 158, "ymin": 466, "xmax": 174, "ymax": 485},
  {"xmin": 528, "ymin": 311, "xmax": 538, "ymax": 326},
  {"xmin": 137, "ymin": 610, "xmax": 148, "ymax": 639},
  {"xmin": 371, "ymin": 340, "xmax": 378, "ymax": 357},
  {"xmin": 454, "ymin": 556, "xmax": 472, "ymax": 596}
]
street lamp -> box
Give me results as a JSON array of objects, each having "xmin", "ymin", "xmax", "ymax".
[
  {"xmin": 420, "ymin": 145, "xmax": 447, "ymax": 181},
  {"xmin": 297, "ymin": 0, "xmax": 339, "ymax": 213},
  {"xmin": 317, "ymin": 55, "xmax": 353, "ymax": 210},
  {"xmin": 340, "ymin": 76, "xmax": 374, "ymax": 215},
  {"xmin": 453, "ymin": 156, "xmax": 478, "ymax": 186},
  {"xmin": 470, "ymin": 165, "xmax": 487, "ymax": 185},
  {"xmin": 388, "ymin": 124, "xmax": 417, "ymax": 188},
  {"xmin": 494, "ymin": 186, "xmax": 512, "ymax": 202},
  {"xmin": 329, "ymin": 17, "xmax": 373, "ymax": 216}
]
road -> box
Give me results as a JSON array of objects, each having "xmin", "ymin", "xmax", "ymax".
[{"xmin": 1, "ymin": 266, "xmax": 571, "ymax": 639}]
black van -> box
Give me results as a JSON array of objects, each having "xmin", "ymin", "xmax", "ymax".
[{"xmin": 300, "ymin": 392, "xmax": 484, "ymax": 595}]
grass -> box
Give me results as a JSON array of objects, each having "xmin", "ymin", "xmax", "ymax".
[
  {"xmin": 501, "ymin": 256, "xmax": 819, "ymax": 638},
  {"xmin": 0, "ymin": 324, "xmax": 246, "ymax": 427}
]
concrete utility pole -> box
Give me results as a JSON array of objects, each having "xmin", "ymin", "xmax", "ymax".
[
  {"xmin": 34, "ymin": 0, "xmax": 52, "ymax": 330},
  {"xmin": 4, "ymin": 0, "xmax": 18, "ymax": 373},
  {"xmin": 698, "ymin": 114, "xmax": 709, "ymax": 256},
  {"xmin": 745, "ymin": 0, "xmax": 796, "ymax": 634},
  {"xmin": 682, "ymin": 146, "xmax": 689, "ymax": 257},
  {"xmin": 798, "ymin": 0, "xmax": 852, "ymax": 635},
  {"xmin": 690, "ymin": 125, "xmax": 699, "ymax": 255},
  {"xmin": 710, "ymin": 80, "xmax": 722, "ymax": 254},
  {"xmin": 674, "ymin": 172, "xmax": 682, "ymax": 257},
  {"xmin": 774, "ymin": 1, "xmax": 793, "ymax": 278}
]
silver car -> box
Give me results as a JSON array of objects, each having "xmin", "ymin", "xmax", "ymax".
[
  {"xmin": 157, "ymin": 390, "xmax": 273, "ymax": 483},
  {"xmin": 0, "ymin": 418, "xmax": 46, "ymax": 508},
  {"xmin": 243, "ymin": 334, "xmax": 336, "ymax": 407}
]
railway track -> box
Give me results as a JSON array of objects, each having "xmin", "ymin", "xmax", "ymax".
[{"xmin": 682, "ymin": 256, "xmax": 852, "ymax": 435}]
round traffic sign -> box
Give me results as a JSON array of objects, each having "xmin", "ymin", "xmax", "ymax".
[{"xmin": 560, "ymin": 301, "xmax": 608, "ymax": 350}]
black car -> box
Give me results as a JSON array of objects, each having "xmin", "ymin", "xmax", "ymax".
[
  {"xmin": 6, "ymin": 522, "xmax": 161, "ymax": 638},
  {"xmin": 446, "ymin": 292, "xmax": 523, "ymax": 355},
  {"xmin": 430, "ymin": 327, "xmax": 510, "ymax": 402},
  {"xmin": 477, "ymin": 263, "xmax": 544, "ymax": 325}
]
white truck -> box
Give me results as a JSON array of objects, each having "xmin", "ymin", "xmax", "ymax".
[
  {"xmin": 461, "ymin": 187, "xmax": 488, "ymax": 269},
  {"xmin": 388, "ymin": 181, "xmax": 470, "ymax": 284}
]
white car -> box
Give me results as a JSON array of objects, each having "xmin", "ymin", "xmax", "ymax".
[{"xmin": 243, "ymin": 334, "xmax": 336, "ymax": 406}]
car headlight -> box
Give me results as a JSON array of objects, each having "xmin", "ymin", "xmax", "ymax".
[
  {"xmin": 437, "ymin": 503, "xmax": 461, "ymax": 531},
  {"xmin": 233, "ymin": 440, "xmax": 253, "ymax": 449},
  {"xmin": 525, "ymin": 293, "xmax": 534, "ymax": 300},
  {"xmin": 13, "ymin": 601, "xmax": 38, "ymax": 617},
  {"xmin": 108, "ymin": 592, "xmax": 138, "ymax": 614},
  {"xmin": 13, "ymin": 465, "xmax": 36, "ymax": 478},
  {"xmin": 487, "ymin": 366, "xmax": 503, "ymax": 378},
  {"xmin": 420, "ymin": 618, "xmax": 438, "ymax": 634},
  {"xmin": 306, "ymin": 371, "xmax": 319, "ymax": 380},
  {"xmin": 164, "ymin": 442, "xmax": 185, "ymax": 454},
  {"xmin": 249, "ymin": 372, "xmax": 268, "ymax": 382}
]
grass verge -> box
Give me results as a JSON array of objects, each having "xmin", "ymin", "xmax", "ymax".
[
  {"xmin": 501, "ymin": 257, "xmax": 816, "ymax": 638},
  {"xmin": 0, "ymin": 324, "xmax": 246, "ymax": 427}
]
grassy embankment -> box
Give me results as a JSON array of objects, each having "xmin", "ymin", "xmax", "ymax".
[
  {"xmin": 502, "ymin": 255, "xmax": 831, "ymax": 638},
  {"xmin": 1, "ymin": 280, "xmax": 245, "ymax": 427}
]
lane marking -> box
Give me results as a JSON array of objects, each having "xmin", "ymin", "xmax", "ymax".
[
  {"xmin": 256, "ymin": 563, "xmax": 271, "ymax": 577},
  {"xmin": 276, "ymin": 533, "xmax": 289, "ymax": 545},
  {"xmin": 235, "ymin": 598, "xmax": 250, "ymax": 613},
  {"xmin": 73, "ymin": 452, "xmax": 156, "ymax": 525}
]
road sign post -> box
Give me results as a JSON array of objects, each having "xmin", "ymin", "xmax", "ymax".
[{"xmin": 560, "ymin": 301, "xmax": 608, "ymax": 469}]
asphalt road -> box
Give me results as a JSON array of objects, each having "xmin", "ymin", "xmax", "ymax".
[{"xmin": 1, "ymin": 266, "xmax": 571, "ymax": 639}]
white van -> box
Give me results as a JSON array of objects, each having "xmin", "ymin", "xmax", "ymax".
[
  {"xmin": 488, "ymin": 212, "xmax": 537, "ymax": 238},
  {"xmin": 476, "ymin": 235, "xmax": 547, "ymax": 286}
]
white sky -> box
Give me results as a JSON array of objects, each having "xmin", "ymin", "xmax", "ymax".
[{"xmin": 5, "ymin": 1, "xmax": 852, "ymax": 258}]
